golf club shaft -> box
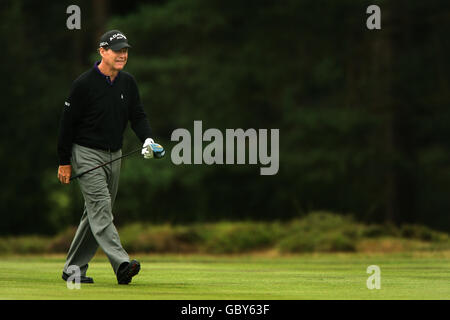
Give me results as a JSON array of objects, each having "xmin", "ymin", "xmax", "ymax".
[{"xmin": 69, "ymin": 147, "xmax": 142, "ymax": 181}]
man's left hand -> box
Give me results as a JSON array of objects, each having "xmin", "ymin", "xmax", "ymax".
[{"xmin": 142, "ymin": 138, "xmax": 155, "ymax": 159}]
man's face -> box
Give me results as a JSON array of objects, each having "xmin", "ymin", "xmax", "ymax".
[{"xmin": 100, "ymin": 47, "xmax": 128, "ymax": 71}]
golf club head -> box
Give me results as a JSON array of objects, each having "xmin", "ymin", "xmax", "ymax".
[{"xmin": 150, "ymin": 143, "xmax": 165, "ymax": 159}]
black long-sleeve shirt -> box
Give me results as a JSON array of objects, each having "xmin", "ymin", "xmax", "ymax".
[{"xmin": 57, "ymin": 62, "xmax": 152, "ymax": 165}]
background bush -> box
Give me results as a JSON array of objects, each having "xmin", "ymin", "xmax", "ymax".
[{"xmin": 1, "ymin": 212, "xmax": 448, "ymax": 255}]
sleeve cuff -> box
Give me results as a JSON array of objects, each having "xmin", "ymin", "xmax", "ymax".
[{"xmin": 59, "ymin": 156, "xmax": 71, "ymax": 166}]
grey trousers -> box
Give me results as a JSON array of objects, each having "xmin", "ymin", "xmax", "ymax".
[{"xmin": 63, "ymin": 144, "xmax": 130, "ymax": 276}]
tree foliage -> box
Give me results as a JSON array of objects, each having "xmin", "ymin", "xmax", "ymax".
[{"xmin": 0, "ymin": 0, "xmax": 449, "ymax": 235}]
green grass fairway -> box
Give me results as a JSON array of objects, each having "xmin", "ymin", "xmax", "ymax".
[{"xmin": 0, "ymin": 252, "xmax": 449, "ymax": 299}]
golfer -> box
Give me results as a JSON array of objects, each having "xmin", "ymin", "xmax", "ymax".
[{"xmin": 57, "ymin": 30, "xmax": 154, "ymax": 284}]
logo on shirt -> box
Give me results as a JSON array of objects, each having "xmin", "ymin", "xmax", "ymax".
[{"xmin": 65, "ymin": 101, "xmax": 71, "ymax": 107}]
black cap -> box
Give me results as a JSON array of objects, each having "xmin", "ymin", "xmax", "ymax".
[{"xmin": 99, "ymin": 30, "xmax": 131, "ymax": 51}]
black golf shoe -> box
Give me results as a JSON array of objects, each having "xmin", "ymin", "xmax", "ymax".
[
  {"xmin": 117, "ymin": 260, "xmax": 140, "ymax": 285},
  {"xmin": 62, "ymin": 272, "xmax": 94, "ymax": 284}
]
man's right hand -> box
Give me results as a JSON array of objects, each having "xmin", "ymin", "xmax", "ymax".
[{"xmin": 58, "ymin": 165, "xmax": 72, "ymax": 184}]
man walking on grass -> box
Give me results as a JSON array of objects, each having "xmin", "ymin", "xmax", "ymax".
[{"xmin": 57, "ymin": 30, "xmax": 155, "ymax": 285}]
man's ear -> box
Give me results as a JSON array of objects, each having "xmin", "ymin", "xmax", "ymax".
[{"xmin": 98, "ymin": 47, "xmax": 107, "ymax": 57}]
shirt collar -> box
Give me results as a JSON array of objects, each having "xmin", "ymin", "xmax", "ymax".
[{"xmin": 94, "ymin": 61, "xmax": 119, "ymax": 85}]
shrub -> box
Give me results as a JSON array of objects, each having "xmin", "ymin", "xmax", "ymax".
[
  {"xmin": 203, "ymin": 222, "xmax": 280, "ymax": 254},
  {"xmin": 277, "ymin": 212, "xmax": 359, "ymax": 253},
  {"xmin": 0, "ymin": 236, "xmax": 52, "ymax": 254},
  {"xmin": 361, "ymin": 224, "xmax": 397, "ymax": 238},
  {"xmin": 120, "ymin": 224, "xmax": 204, "ymax": 253},
  {"xmin": 47, "ymin": 227, "xmax": 76, "ymax": 253},
  {"xmin": 278, "ymin": 229, "xmax": 357, "ymax": 253},
  {"xmin": 400, "ymin": 225, "xmax": 448, "ymax": 242},
  {"xmin": 0, "ymin": 211, "xmax": 448, "ymax": 255}
]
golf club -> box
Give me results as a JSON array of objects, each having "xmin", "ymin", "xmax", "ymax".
[
  {"xmin": 69, "ymin": 143, "xmax": 165, "ymax": 181},
  {"xmin": 69, "ymin": 147, "xmax": 141, "ymax": 181}
]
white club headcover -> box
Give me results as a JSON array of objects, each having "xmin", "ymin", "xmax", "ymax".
[{"xmin": 142, "ymin": 138, "xmax": 155, "ymax": 159}]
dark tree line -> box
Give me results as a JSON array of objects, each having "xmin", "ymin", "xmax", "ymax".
[{"xmin": 0, "ymin": 0, "xmax": 449, "ymax": 235}]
